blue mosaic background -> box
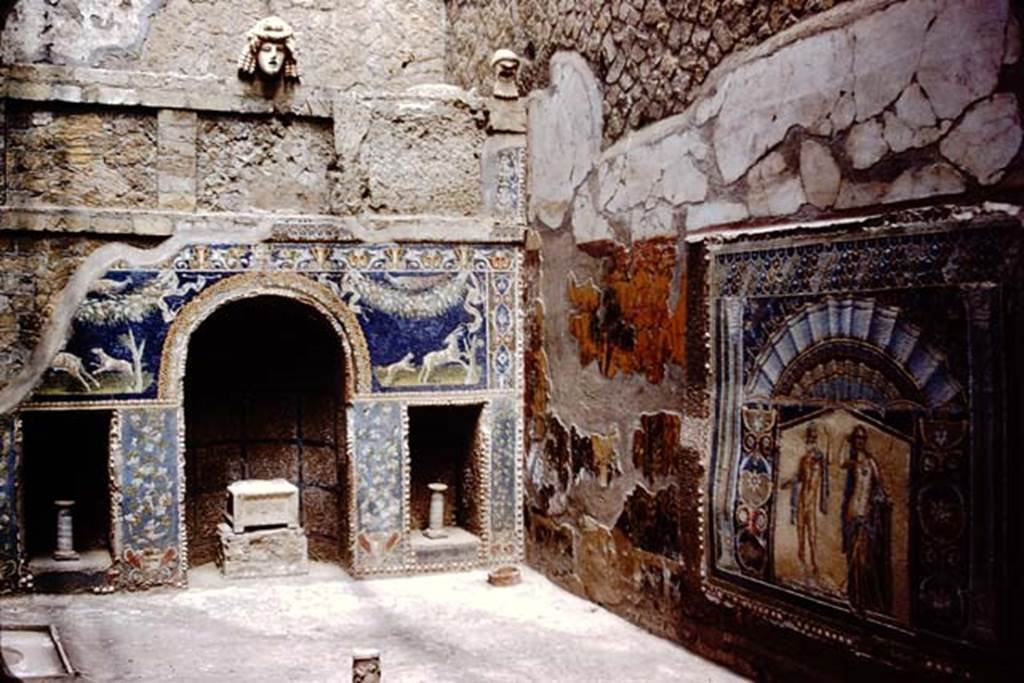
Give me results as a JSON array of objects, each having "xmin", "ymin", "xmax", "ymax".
[
  {"xmin": 33, "ymin": 244, "xmax": 518, "ymax": 402},
  {"xmin": 351, "ymin": 401, "xmax": 404, "ymax": 534}
]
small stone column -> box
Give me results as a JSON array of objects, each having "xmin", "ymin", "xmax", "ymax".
[
  {"xmin": 424, "ymin": 483, "xmax": 448, "ymax": 539},
  {"xmin": 53, "ymin": 500, "xmax": 79, "ymax": 561},
  {"xmin": 352, "ymin": 648, "xmax": 381, "ymax": 683}
]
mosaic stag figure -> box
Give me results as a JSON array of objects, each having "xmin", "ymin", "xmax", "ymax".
[
  {"xmin": 51, "ymin": 351, "xmax": 99, "ymax": 391},
  {"xmin": 418, "ymin": 325, "xmax": 471, "ymax": 384}
]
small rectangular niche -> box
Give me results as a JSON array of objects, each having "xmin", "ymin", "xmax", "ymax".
[
  {"xmin": 21, "ymin": 410, "xmax": 114, "ymax": 584},
  {"xmin": 407, "ymin": 404, "xmax": 485, "ymax": 546}
]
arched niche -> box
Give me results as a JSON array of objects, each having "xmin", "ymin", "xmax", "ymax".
[{"xmin": 158, "ymin": 272, "xmax": 371, "ymax": 404}]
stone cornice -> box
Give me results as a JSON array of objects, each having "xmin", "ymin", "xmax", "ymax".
[{"xmin": 0, "ymin": 205, "xmax": 524, "ymax": 244}]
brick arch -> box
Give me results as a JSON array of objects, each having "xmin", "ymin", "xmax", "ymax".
[{"xmin": 158, "ymin": 272, "xmax": 371, "ymax": 403}]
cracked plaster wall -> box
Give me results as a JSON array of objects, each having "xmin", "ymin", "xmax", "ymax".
[
  {"xmin": 2, "ymin": 0, "xmax": 447, "ymax": 92},
  {"xmin": 445, "ymin": 0, "xmax": 855, "ymax": 144},
  {"xmin": 530, "ymin": 0, "xmax": 1023, "ymax": 237},
  {"xmin": 522, "ymin": 0, "xmax": 1024, "ymax": 678}
]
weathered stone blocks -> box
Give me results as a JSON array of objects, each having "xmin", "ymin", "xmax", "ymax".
[
  {"xmin": 216, "ymin": 523, "xmax": 309, "ymax": 579},
  {"xmin": 5, "ymin": 104, "xmax": 158, "ymax": 208},
  {"xmin": 356, "ymin": 94, "xmax": 485, "ymax": 216},
  {"xmin": 156, "ymin": 109, "xmax": 197, "ymax": 211},
  {"xmin": 196, "ymin": 115, "xmax": 332, "ymax": 213}
]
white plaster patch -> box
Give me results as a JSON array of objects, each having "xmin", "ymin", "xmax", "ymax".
[
  {"xmin": 839, "ymin": 179, "xmax": 888, "ymax": 208},
  {"xmin": 685, "ymin": 201, "xmax": 750, "ymax": 231},
  {"xmin": 835, "ymin": 179, "xmax": 888, "ymax": 210},
  {"xmin": 918, "ymin": 0, "xmax": 1008, "ymax": 120},
  {"xmin": 851, "ymin": 0, "xmax": 934, "ymax": 122},
  {"xmin": 713, "ymin": 28, "xmax": 854, "ymax": 183},
  {"xmin": 829, "ymin": 92, "xmax": 857, "ymax": 134},
  {"xmin": 885, "ymin": 162, "xmax": 966, "ymax": 203},
  {"xmin": 895, "ymin": 84, "xmax": 937, "ymax": 129},
  {"xmin": 695, "ymin": 85, "xmax": 726, "ymax": 126},
  {"xmin": 571, "ymin": 183, "xmax": 615, "ymax": 245},
  {"xmin": 746, "ymin": 151, "xmax": 806, "ymax": 217},
  {"xmin": 882, "ymin": 110, "xmax": 946, "ymax": 153},
  {"xmin": 528, "ymin": 52, "xmax": 603, "ymax": 229},
  {"xmin": 799, "ymin": 140, "xmax": 841, "ymax": 209},
  {"xmin": 631, "ymin": 204, "xmax": 677, "ymax": 240},
  {"xmin": 845, "ymin": 119, "xmax": 889, "ymax": 169},
  {"xmin": 939, "ymin": 93, "xmax": 1023, "ymax": 185},
  {"xmin": 597, "ymin": 131, "xmax": 708, "ymax": 216}
]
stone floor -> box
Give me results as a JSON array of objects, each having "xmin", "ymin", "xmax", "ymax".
[{"xmin": 0, "ymin": 563, "xmax": 744, "ymax": 682}]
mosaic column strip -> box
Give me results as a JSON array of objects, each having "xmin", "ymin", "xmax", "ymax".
[
  {"xmin": 712, "ymin": 296, "xmax": 745, "ymax": 573},
  {"xmin": 111, "ymin": 407, "xmax": 183, "ymax": 589},
  {"xmin": 489, "ymin": 395, "xmax": 519, "ymax": 561},
  {"xmin": 961, "ymin": 284, "xmax": 1001, "ymax": 644},
  {"xmin": 350, "ymin": 400, "xmax": 405, "ymax": 573},
  {"xmin": 0, "ymin": 415, "xmax": 21, "ymax": 592},
  {"xmin": 490, "ymin": 271, "xmax": 517, "ymax": 390}
]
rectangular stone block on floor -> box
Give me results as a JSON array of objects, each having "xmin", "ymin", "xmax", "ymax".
[
  {"xmin": 410, "ymin": 527, "xmax": 481, "ymax": 565},
  {"xmin": 225, "ymin": 478, "xmax": 300, "ymax": 533},
  {"xmin": 216, "ymin": 523, "xmax": 309, "ymax": 579}
]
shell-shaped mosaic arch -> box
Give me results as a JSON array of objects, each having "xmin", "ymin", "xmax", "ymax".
[
  {"xmin": 158, "ymin": 272, "xmax": 372, "ymax": 403},
  {"xmin": 746, "ymin": 297, "xmax": 962, "ymax": 410}
]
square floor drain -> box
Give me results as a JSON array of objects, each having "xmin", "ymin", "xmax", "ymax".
[{"xmin": 0, "ymin": 625, "xmax": 74, "ymax": 679}]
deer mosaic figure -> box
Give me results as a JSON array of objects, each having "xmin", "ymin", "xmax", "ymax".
[
  {"xmin": 377, "ymin": 352, "xmax": 416, "ymax": 386},
  {"xmin": 418, "ymin": 325, "xmax": 472, "ymax": 384},
  {"xmin": 51, "ymin": 351, "xmax": 99, "ymax": 391},
  {"xmin": 91, "ymin": 348, "xmax": 133, "ymax": 377}
]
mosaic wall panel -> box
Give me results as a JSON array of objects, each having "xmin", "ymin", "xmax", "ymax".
[
  {"xmin": 15, "ymin": 240, "xmax": 524, "ymax": 584},
  {"xmin": 489, "ymin": 395, "xmax": 520, "ymax": 561},
  {"xmin": 111, "ymin": 407, "xmax": 183, "ymax": 589},
  {"xmin": 0, "ymin": 415, "xmax": 21, "ymax": 592},
  {"xmin": 350, "ymin": 400, "xmax": 405, "ymax": 573},
  {"xmin": 708, "ymin": 221, "xmax": 1020, "ymax": 651},
  {"xmin": 31, "ymin": 243, "xmax": 521, "ymax": 403},
  {"xmin": 493, "ymin": 146, "xmax": 526, "ymax": 224}
]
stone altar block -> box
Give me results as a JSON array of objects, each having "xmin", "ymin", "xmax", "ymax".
[
  {"xmin": 217, "ymin": 523, "xmax": 309, "ymax": 579},
  {"xmin": 225, "ymin": 479, "xmax": 299, "ymax": 533}
]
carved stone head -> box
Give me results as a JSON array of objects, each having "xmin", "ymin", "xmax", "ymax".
[
  {"xmin": 238, "ymin": 16, "xmax": 300, "ymax": 83},
  {"xmin": 490, "ymin": 48, "xmax": 522, "ymax": 99}
]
